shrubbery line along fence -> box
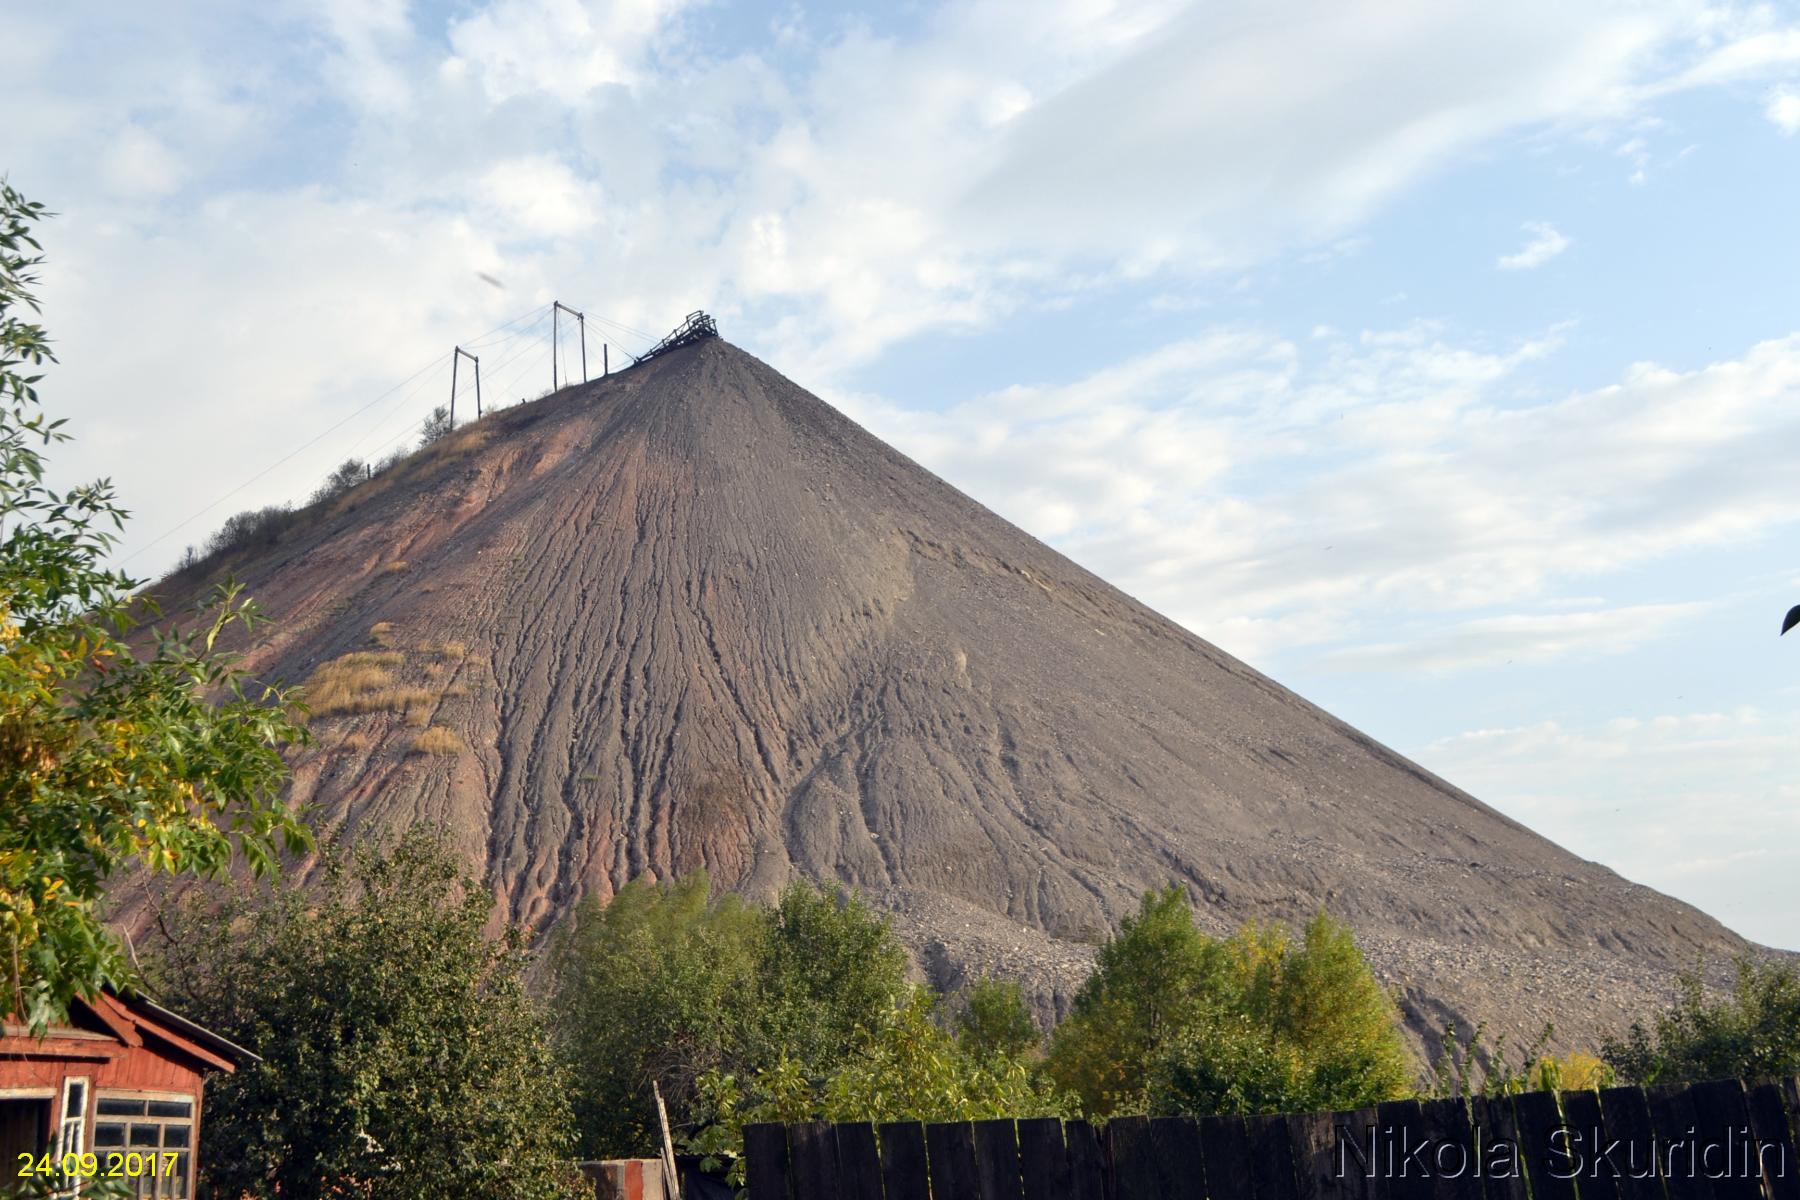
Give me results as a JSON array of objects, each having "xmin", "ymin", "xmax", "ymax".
[{"xmin": 744, "ymin": 1076, "xmax": 1800, "ymax": 1200}]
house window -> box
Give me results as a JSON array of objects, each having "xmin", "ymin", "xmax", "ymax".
[
  {"xmin": 93, "ymin": 1095, "xmax": 194, "ymax": 1199},
  {"xmin": 56, "ymin": 1077, "xmax": 86, "ymax": 1155}
]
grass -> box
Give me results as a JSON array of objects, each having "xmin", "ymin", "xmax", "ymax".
[
  {"xmin": 369, "ymin": 621, "xmax": 397, "ymax": 647},
  {"xmin": 381, "ymin": 560, "xmax": 409, "ymax": 574},
  {"xmin": 429, "ymin": 641, "xmax": 467, "ymax": 660},
  {"xmin": 305, "ymin": 652, "xmax": 438, "ymax": 717},
  {"xmin": 409, "ymin": 725, "xmax": 466, "ymax": 756}
]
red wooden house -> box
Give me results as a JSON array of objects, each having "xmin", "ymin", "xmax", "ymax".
[{"xmin": 0, "ymin": 990, "xmax": 253, "ymax": 1199}]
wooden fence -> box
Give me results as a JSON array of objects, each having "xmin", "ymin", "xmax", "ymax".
[{"xmin": 744, "ymin": 1077, "xmax": 1800, "ymax": 1200}]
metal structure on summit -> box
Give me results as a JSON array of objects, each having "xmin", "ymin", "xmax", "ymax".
[
  {"xmin": 635, "ymin": 311, "xmax": 718, "ymax": 364},
  {"xmin": 449, "ymin": 346, "xmax": 481, "ymax": 424}
]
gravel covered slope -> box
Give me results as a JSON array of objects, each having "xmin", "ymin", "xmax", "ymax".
[{"xmin": 143, "ymin": 336, "xmax": 1755, "ymax": 1054}]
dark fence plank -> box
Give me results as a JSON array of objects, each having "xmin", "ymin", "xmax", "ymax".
[
  {"xmin": 835, "ymin": 1123, "xmax": 883, "ymax": 1200},
  {"xmin": 975, "ymin": 1119, "xmax": 1025, "ymax": 1200},
  {"xmin": 1745, "ymin": 1082, "xmax": 1800, "ymax": 1200},
  {"xmin": 1150, "ymin": 1116, "xmax": 1207, "ymax": 1200},
  {"xmin": 1246, "ymin": 1113, "xmax": 1301, "ymax": 1200},
  {"xmin": 879, "ymin": 1121, "xmax": 930, "ymax": 1200},
  {"xmin": 1648, "ymin": 1083, "xmax": 1712, "ymax": 1200},
  {"xmin": 1470, "ymin": 1095, "xmax": 1529, "ymax": 1200},
  {"xmin": 1555, "ymin": 1091, "xmax": 1617, "ymax": 1200},
  {"xmin": 1066, "ymin": 1119, "xmax": 1110, "ymax": 1200},
  {"xmin": 1112, "ymin": 1116, "xmax": 1162, "ymax": 1200},
  {"xmin": 1596, "ymin": 1086, "xmax": 1663, "ymax": 1200},
  {"xmin": 1513, "ymin": 1090, "xmax": 1578, "ymax": 1200},
  {"xmin": 1689, "ymin": 1079, "xmax": 1763, "ymax": 1200},
  {"xmin": 792, "ymin": 1122, "xmax": 843, "ymax": 1200},
  {"xmin": 1018, "ymin": 1117, "xmax": 1072, "ymax": 1200},
  {"xmin": 746, "ymin": 1122, "xmax": 794, "ymax": 1200},
  {"xmin": 1199, "ymin": 1114, "xmax": 1257, "ymax": 1200},
  {"xmin": 1374, "ymin": 1100, "xmax": 1427, "ymax": 1200},
  {"xmin": 1414, "ymin": 1097, "xmax": 1483, "ymax": 1200},
  {"xmin": 1287, "ymin": 1110, "xmax": 1360, "ymax": 1200},
  {"xmin": 929, "ymin": 1121, "xmax": 983, "ymax": 1200}
]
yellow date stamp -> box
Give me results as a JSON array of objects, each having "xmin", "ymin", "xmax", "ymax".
[{"xmin": 17, "ymin": 1150, "xmax": 181, "ymax": 1180}]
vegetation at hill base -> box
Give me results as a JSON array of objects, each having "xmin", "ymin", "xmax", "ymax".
[
  {"xmin": 548, "ymin": 871, "xmax": 1062, "ymax": 1169},
  {"xmin": 1045, "ymin": 887, "xmax": 1413, "ymax": 1119},
  {"xmin": 0, "ymin": 180, "xmax": 310, "ymax": 1032},
  {"xmin": 1602, "ymin": 956, "xmax": 1800, "ymax": 1085},
  {"xmin": 150, "ymin": 826, "xmax": 583, "ymax": 1200}
]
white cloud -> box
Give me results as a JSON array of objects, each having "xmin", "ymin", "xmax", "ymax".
[
  {"xmin": 99, "ymin": 126, "xmax": 183, "ymax": 197},
  {"xmin": 1766, "ymin": 86, "xmax": 1800, "ymax": 134},
  {"xmin": 475, "ymin": 156, "xmax": 603, "ymax": 238},
  {"xmin": 836, "ymin": 325, "xmax": 1800, "ymax": 667},
  {"xmin": 1419, "ymin": 709, "xmax": 1800, "ymax": 949},
  {"xmin": 1324, "ymin": 602, "xmax": 1706, "ymax": 674},
  {"xmin": 443, "ymin": 0, "xmax": 697, "ymax": 103},
  {"xmin": 1496, "ymin": 221, "xmax": 1571, "ymax": 270}
]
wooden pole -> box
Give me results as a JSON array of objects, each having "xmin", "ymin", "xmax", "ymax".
[
  {"xmin": 474, "ymin": 352, "xmax": 482, "ymax": 417},
  {"xmin": 449, "ymin": 348, "xmax": 458, "ymax": 426},
  {"xmin": 579, "ymin": 313, "xmax": 587, "ymax": 382},
  {"xmin": 551, "ymin": 305, "xmax": 559, "ymax": 391},
  {"xmin": 653, "ymin": 1082, "xmax": 683, "ymax": 1200},
  {"xmin": 603, "ymin": 343, "xmax": 609, "ymax": 377}
]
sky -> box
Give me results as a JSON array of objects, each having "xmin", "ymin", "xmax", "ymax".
[{"xmin": 6, "ymin": 0, "xmax": 1800, "ymax": 949}]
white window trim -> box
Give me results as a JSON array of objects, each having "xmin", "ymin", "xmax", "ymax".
[{"xmin": 56, "ymin": 1076, "xmax": 87, "ymax": 1155}]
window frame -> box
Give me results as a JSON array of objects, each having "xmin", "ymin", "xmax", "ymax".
[
  {"xmin": 55, "ymin": 1075, "xmax": 88, "ymax": 1156},
  {"xmin": 91, "ymin": 1090, "xmax": 198, "ymax": 1200}
]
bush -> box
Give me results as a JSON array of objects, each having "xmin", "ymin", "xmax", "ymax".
[
  {"xmin": 1046, "ymin": 889, "xmax": 1412, "ymax": 1118},
  {"xmin": 311, "ymin": 457, "xmax": 368, "ymax": 504},
  {"xmin": 1602, "ymin": 957, "xmax": 1800, "ymax": 1085},
  {"xmin": 420, "ymin": 404, "xmax": 453, "ymax": 446},
  {"xmin": 151, "ymin": 827, "xmax": 582, "ymax": 1200},
  {"xmin": 956, "ymin": 977, "xmax": 1042, "ymax": 1061},
  {"xmin": 203, "ymin": 503, "xmax": 295, "ymax": 558}
]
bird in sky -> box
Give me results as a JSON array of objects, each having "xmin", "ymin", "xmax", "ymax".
[{"xmin": 1782, "ymin": 605, "xmax": 1800, "ymax": 636}]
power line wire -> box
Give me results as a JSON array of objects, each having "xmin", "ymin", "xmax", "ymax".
[{"xmin": 121, "ymin": 302, "xmax": 549, "ymax": 567}]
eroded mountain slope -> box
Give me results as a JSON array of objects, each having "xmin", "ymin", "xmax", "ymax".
[{"xmin": 148, "ymin": 337, "xmax": 1751, "ymax": 1052}]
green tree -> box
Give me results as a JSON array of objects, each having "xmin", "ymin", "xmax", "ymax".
[
  {"xmin": 1047, "ymin": 889, "xmax": 1412, "ymax": 1118},
  {"xmin": 547, "ymin": 873, "xmax": 912, "ymax": 1160},
  {"xmin": 546, "ymin": 871, "xmax": 764, "ymax": 1158},
  {"xmin": 150, "ymin": 827, "xmax": 581, "ymax": 1200},
  {"xmin": 956, "ymin": 977, "xmax": 1042, "ymax": 1061},
  {"xmin": 692, "ymin": 986, "xmax": 1065, "ymax": 1169},
  {"xmin": 1602, "ymin": 957, "xmax": 1800, "ymax": 1085},
  {"xmin": 1149, "ymin": 913, "xmax": 1413, "ymax": 1115},
  {"xmin": 0, "ymin": 180, "xmax": 309, "ymax": 1032},
  {"xmin": 1045, "ymin": 886, "xmax": 1228, "ymax": 1115},
  {"xmin": 755, "ymin": 880, "xmax": 911, "ymax": 1071}
]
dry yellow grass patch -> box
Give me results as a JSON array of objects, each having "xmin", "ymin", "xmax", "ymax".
[
  {"xmin": 429, "ymin": 641, "xmax": 467, "ymax": 660},
  {"xmin": 381, "ymin": 560, "xmax": 409, "ymax": 574},
  {"xmin": 409, "ymin": 725, "xmax": 466, "ymax": 756},
  {"xmin": 369, "ymin": 621, "xmax": 397, "ymax": 646},
  {"xmin": 305, "ymin": 652, "xmax": 436, "ymax": 716}
]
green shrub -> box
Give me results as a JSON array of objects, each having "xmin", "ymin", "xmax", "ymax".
[
  {"xmin": 1603, "ymin": 957, "xmax": 1800, "ymax": 1085},
  {"xmin": 1047, "ymin": 890, "xmax": 1412, "ymax": 1117}
]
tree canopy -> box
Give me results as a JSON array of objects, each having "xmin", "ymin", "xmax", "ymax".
[
  {"xmin": 1046, "ymin": 887, "xmax": 1413, "ymax": 1118},
  {"xmin": 1602, "ymin": 956, "xmax": 1800, "ymax": 1085},
  {"xmin": 150, "ymin": 826, "xmax": 582, "ymax": 1200},
  {"xmin": 0, "ymin": 180, "xmax": 309, "ymax": 1031}
]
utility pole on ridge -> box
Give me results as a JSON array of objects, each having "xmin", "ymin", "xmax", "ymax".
[
  {"xmin": 450, "ymin": 346, "xmax": 481, "ymax": 425},
  {"xmin": 552, "ymin": 301, "xmax": 586, "ymax": 389}
]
